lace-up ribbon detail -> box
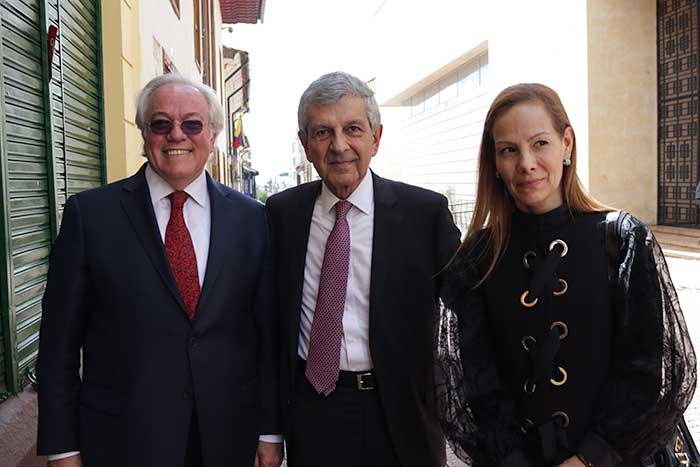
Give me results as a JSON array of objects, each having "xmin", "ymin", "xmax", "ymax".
[
  {"xmin": 520, "ymin": 239, "xmax": 569, "ymax": 391},
  {"xmin": 519, "ymin": 238, "xmax": 571, "ymax": 463}
]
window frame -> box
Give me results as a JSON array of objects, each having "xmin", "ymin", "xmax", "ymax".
[{"xmin": 170, "ymin": 0, "xmax": 181, "ymax": 18}]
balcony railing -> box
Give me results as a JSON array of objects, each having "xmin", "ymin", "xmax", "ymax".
[{"xmin": 449, "ymin": 201, "xmax": 475, "ymax": 234}]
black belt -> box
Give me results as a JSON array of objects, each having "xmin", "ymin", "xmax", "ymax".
[{"xmin": 297, "ymin": 357, "xmax": 377, "ymax": 391}]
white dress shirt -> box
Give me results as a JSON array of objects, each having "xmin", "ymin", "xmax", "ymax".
[
  {"xmin": 146, "ymin": 164, "xmax": 210, "ymax": 284},
  {"xmin": 298, "ymin": 171, "xmax": 375, "ymax": 371},
  {"xmin": 49, "ymin": 166, "xmax": 277, "ymax": 461}
]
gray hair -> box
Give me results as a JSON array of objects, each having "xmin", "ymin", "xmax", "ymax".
[
  {"xmin": 135, "ymin": 73, "xmax": 224, "ymax": 136},
  {"xmin": 297, "ymin": 71, "xmax": 381, "ymax": 136}
]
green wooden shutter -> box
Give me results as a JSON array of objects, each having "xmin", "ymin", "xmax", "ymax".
[
  {"xmin": 0, "ymin": 0, "xmax": 53, "ymax": 395},
  {"xmin": 52, "ymin": 0, "xmax": 104, "ymax": 207},
  {"xmin": 0, "ymin": 0, "xmax": 104, "ymax": 394}
]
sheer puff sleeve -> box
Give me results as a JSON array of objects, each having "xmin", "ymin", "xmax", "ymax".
[
  {"xmin": 579, "ymin": 212, "xmax": 697, "ymax": 465},
  {"xmin": 436, "ymin": 241, "xmax": 533, "ymax": 467}
]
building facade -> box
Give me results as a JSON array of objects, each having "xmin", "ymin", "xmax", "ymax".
[
  {"xmin": 373, "ymin": 0, "xmax": 697, "ymax": 230},
  {"xmin": 293, "ymin": 138, "xmax": 316, "ymax": 186},
  {"xmin": 0, "ymin": 0, "xmax": 107, "ymax": 403},
  {"xmin": 223, "ymin": 46, "xmax": 260, "ymax": 197},
  {"xmin": 0, "ymin": 0, "xmax": 265, "ymax": 463}
]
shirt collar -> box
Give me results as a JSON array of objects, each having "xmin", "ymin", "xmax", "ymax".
[
  {"xmin": 319, "ymin": 170, "xmax": 374, "ymax": 215},
  {"xmin": 145, "ymin": 164, "xmax": 209, "ymax": 208}
]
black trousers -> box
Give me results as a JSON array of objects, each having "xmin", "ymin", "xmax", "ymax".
[{"xmin": 286, "ymin": 365, "xmax": 402, "ymax": 467}]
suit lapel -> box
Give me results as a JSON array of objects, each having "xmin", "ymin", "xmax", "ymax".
[
  {"xmin": 369, "ymin": 172, "xmax": 400, "ymax": 319},
  {"xmin": 198, "ymin": 174, "xmax": 241, "ymax": 315},
  {"xmin": 120, "ymin": 164, "xmax": 189, "ymax": 315},
  {"xmin": 287, "ymin": 181, "xmax": 321, "ymax": 370}
]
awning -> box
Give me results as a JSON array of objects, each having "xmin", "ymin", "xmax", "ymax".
[
  {"xmin": 220, "ymin": 0, "xmax": 265, "ymax": 24},
  {"xmin": 242, "ymin": 165, "xmax": 259, "ymax": 176}
]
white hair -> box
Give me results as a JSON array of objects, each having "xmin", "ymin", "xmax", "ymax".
[{"xmin": 297, "ymin": 71, "xmax": 381, "ymax": 136}]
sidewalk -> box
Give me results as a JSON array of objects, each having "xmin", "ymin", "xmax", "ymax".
[{"xmin": 668, "ymin": 256, "xmax": 700, "ymax": 442}]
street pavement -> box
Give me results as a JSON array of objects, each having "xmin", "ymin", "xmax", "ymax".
[{"xmin": 668, "ymin": 256, "xmax": 700, "ymax": 442}]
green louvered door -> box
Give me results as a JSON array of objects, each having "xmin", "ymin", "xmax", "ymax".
[
  {"xmin": 0, "ymin": 0, "xmax": 53, "ymax": 397},
  {"xmin": 51, "ymin": 0, "xmax": 104, "ymax": 205},
  {"xmin": 0, "ymin": 0, "xmax": 103, "ymax": 396}
]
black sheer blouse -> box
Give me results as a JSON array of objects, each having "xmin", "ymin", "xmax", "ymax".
[{"xmin": 436, "ymin": 206, "xmax": 696, "ymax": 466}]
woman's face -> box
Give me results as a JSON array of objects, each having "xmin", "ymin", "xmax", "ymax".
[{"xmin": 492, "ymin": 101, "xmax": 573, "ymax": 214}]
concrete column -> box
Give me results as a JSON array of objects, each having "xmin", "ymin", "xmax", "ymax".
[{"xmin": 587, "ymin": 0, "xmax": 657, "ymax": 223}]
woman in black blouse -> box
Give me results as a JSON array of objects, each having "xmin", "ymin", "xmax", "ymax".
[{"xmin": 436, "ymin": 83, "xmax": 696, "ymax": 467}]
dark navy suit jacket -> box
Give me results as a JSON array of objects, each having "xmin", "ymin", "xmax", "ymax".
[
  {"xmin": 37, "ymin": 165, "xmax": 279, "ymax": 467},
  {"xmin": 267, "ymin": 172, "xmax": 461, "ymax": 467}
]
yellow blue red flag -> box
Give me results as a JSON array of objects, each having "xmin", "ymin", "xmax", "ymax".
[{"xmin": 233, "ymin": 115, "xmax": 243, "ymax": 149}]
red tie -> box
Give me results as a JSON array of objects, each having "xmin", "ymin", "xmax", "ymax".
[
  {"xmin": 305, "ymin": 200, "xmax": 352, "ymax": 396},
  {"xmin": 165, "ymin": 191, "xmax": 200, "ymax": 320}
]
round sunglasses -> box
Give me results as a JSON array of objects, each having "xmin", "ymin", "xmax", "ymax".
[{"xmin": 149, "ymin": 119, "xmax": 207, "ymax": 135}]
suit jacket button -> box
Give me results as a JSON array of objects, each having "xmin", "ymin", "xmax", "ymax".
[
  {"xmin": 183, "ymin": 391, "xmax": 192, "ymax": 400},
  {"xmin": 189, "ymin": 337, "xmax": 197, "ymax": 348}
]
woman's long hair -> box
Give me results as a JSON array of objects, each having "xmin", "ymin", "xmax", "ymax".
[{"xmin": 462, "ymin": 83, "xmax": 611, "ymax": 285}]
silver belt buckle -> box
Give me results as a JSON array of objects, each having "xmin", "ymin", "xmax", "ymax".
[{"xmin": 356, "ymin": 372, "xmax": 374, "ymax": 391}]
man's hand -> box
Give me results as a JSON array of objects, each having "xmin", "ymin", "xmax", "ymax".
[
  {"xmin": 556, "ymin": 456, "xmax": 586, "ymax": 467},
  {"xmin": 253, "ymin": 440, "xmax": 283, "ymax": 467},
  {"xmin": 48, "ymin": 454, "xmax": 83, "ymax": 467}
]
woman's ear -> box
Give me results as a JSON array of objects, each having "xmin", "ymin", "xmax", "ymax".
[{"xmin": 562, "ymin": 126, "xmax": 574, "ymax": 155}]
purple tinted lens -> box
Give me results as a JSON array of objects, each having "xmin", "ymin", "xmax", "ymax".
[
  {"xmin": 181, "ymin": 120, "xmax": 204, "ymax": 135},
  {"xmin": 148, "ymin": 120, "xmax": 204, "ymax": 135},
  {"xmin": 149, "ymin": 120, "xmax": 173, "ymax": 134}
]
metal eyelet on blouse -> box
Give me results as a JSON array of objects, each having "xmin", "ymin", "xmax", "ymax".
[
  {"xmin": 523, "ymin": 379, "xmax": 537, "ymax": 394},
  {"xmin": 553, "ymin": 278, "xmax": 568, "ymax": 296},
  {"xmin": 522, "ymin": 250, "xmax": 537, "ymax": 269},
  {"xmin": 520, "ymin": 290, "xmax": 538, "ymax": 308},
  {"xmin": 552, "ymin": 410, "xmax": 570, "ymax": 428},
  {"xmin": 550, "ymin": 366, "xmax": 568, "ymax": 386},
  {"xmin": 521, "ymin": 335, "xmax": 537, "ymax": 352},
  {"xmin": 549, "ymin": 239, "xmax": 568, "ymax": 257},
  {"xmin": 550, "ymin": 321, "xmax": 568, "ymax": 340},
  {"xmin": 520, "ymin": 418, "xmax": 534, "ymax": 434}
]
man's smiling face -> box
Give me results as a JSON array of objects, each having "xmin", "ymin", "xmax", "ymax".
[{"xmin": 143, "ymin": 83, "xmax": 216, "ymax": 190}]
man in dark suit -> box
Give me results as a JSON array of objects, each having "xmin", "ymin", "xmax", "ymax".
[
  {"xmin": 266, "ymin": 71, "xmax": 461, "ymax": 467},
  {"xmin": 36, "ymin": 74, "xmax": 282, "ymax": 467}
]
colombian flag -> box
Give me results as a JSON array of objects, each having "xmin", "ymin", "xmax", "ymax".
[{"xmin": 233, "ymin": 115, "xmax": 243, "ymax": 149}]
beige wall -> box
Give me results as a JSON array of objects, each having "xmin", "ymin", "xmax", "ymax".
[
  {"xmin": 139, "ymin": 0, "xmax": 226, "ymax": 154},
  {"xmin": 139, "ymin": 0, "xmax": 198, "ymax": 83},
  {"xmin": 102, "ymin": 0, "xmax": 228, "ymax": 183},
  {"xmin": 101, "ymin": 0, "xmax": 143, "ymax": 182},
  {"xmin": 587, "ymin": 0, "xmax": 657, "ymax": 223}
]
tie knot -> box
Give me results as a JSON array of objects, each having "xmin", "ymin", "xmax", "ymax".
[
  {"xmin": 335, "ymin": 200, "xmax": 352, "ymax": 220},
  {"xmin": 169, "ymin": 191, "xmax": 189, "ymax": 209}
]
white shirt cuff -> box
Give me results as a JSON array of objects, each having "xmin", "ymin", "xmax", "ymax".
[
  {"xmin": 47, "ymin": 451, "xmax": 80, "ymax": 461},
  {"xmin": 259, "ymin": 434, "xmax": 284, "ymax": 443}
]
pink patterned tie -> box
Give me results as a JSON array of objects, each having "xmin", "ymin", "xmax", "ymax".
[
  {"xmin": 165, "ymin": 191, "xmax": 200, "ymax": 320},
  {"xmin": 305, "ymin": 200, "xmax": 352, "ymax": 396}
]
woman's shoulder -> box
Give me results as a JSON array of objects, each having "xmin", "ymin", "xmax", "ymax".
[
  {"xmin": 449, "ymin": 229, "xmax": 492, "ymax": 270},
  {"xmin": 441, "ymin": 230, "xmax": 492, "ymax": 302},
  {"xmin": 604, "ymin": 210, "xmax": 649, "ymax": 231},
  {"xmin": 569, "ymin": 209, "xmax": 651, "ymax": 244},
  {"xmin": 597, "ymin": 210, "xmax": 653, "ymax": 246}
]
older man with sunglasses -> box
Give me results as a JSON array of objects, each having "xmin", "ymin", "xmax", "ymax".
[{"xmin": 36, "ymin": 74, "xmax": 283, "ymax": 467}]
